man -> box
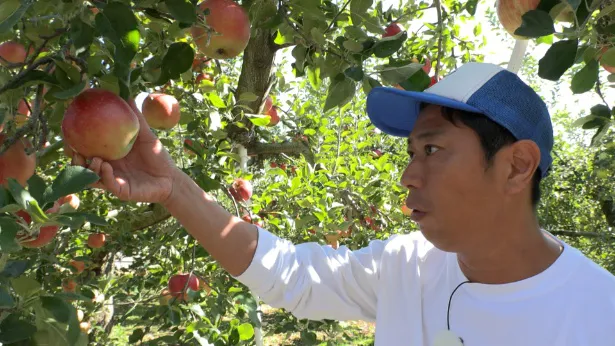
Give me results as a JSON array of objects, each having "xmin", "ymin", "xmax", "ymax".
[{"xmin": 73, "ymin": 62, "xmax": 615, "ymax": 345}]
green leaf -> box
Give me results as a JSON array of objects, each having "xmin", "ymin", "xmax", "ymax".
[
  {"xmin": 350, "ymin": 0, "xmax": 373, "ymax": 26},
  {"xmin": 362, "ymin": 14, "xmax": 383, "ymax": 34},
  {"xmin": 162, "ymin": 42, "xmax": 195, "ymax": 80},
  {"xmin": 372, "ymin": 32, "xmax": 407, "ymax": 58},
  {"xmin": 69, "ymin": 17, "xmax": 94, "ymax": 50},
  {"xmin": 165, "ymin": 0, "xmax": 196, "ymax": 24},
  {"xmin": 62, "ymin": 212, "xmax": 108, "ymax": 226},
  {"xmin": 601, "ymin": 47, "xmax": 615, "ymax": 67},
  {"xmin": 324, "ymin": 75, "xmax": 356, "ymax": 112},
  {"xmin": 51, "ymin": 80, "xmax": 87, "ymax": 100},
  {"xmin": 0, "ymin": 217, "xmax": 20, "ymax": 253},
  {"xmin": 344, "ymin": 66, "xmax": 364, "ymax": 81},
  {"xmin": 565, "ymin": 0, "xmax": 581, "ymax": 11},
  {"xmin": 362, "ymin": 76, "xmax": 382, "ymax": 94},
  {"xmin": 27, "ymin": 175, "xmax": 47, "ymax": 204},
  {"xmin": 248, "ymin": 115, "xmax": 272, "ymax": 127},
  {"xmin": 0, "ymin": 260, "xmax": 29, "ymax": 278},
  {"xmin": 307, "ymin": 66, "xmax": 321, "ymax": 90},
  {"xmin": 398, "ymin": 70, "xmax": 431, "ymax": 91},
  {"xmin": 44, "ymin": 166, "xmax": 99, "ymax": 204},
  {"xmin": 237, "ymin": 323, "xmax": 255, "ymax": 340},
  {"xmin": 378, "ymin": 62, "xmax": 424, "ymax": 84},
  {"xmin": 41, "ymin": 296, "xmax": 71, "ymax": 324},
  {"xmin": 95, "ymin": 2, "xmax": 140, "ymax": 98},
  {"xmin": 0, "ymin": 286, "xmax": 14, "ymax": 308},
  {"xmin": 98, "ymin": 74, "xmax": 120, "ymax": 94},
  {"xmin": 465, "ymin": 0, "xmax": 479, "ymax": 15},
  {"xmin": 11, "ymin": 275, "xmax": 41, "ymax": 297},
  {"xmin": 6, "ymin": 179, "xmax": 48, "ymax": 223},
  {"xmin": 0, "ymin": 314, "xmax": 37, "ymax": 343},
  {"xmin": 590, "ymin": 104, "xmax": 611, "ymax": 118},
  {"xmin": 514, "ymin": 10, "xmax": 555, "ymax": 38},
  {"xmin": 129, "ymin": 328, "xmax": 145, "ymax": 343},
  {"xmin": 538, "ymin": 39, "xmax": 578, "ymax": 81},
  {"xmin": 570, "ymin": 60, "xmax": 598, "ymax": 94},
  {"xmin": 0, "ymin": 0, "xmax": 33, "ymax": 34},
  {"xmin": 208, "ymin": 93, "xmax": 227, "ymax": 108}
]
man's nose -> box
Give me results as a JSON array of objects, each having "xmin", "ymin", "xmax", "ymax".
[{"xmin": 399, "ymin": 159, "xmax": 423, "ymax": 190}]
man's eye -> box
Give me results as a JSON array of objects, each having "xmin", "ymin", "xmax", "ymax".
[{"xmin": 425, "ymin": 145, "xmax": 439, "ymax": 155}]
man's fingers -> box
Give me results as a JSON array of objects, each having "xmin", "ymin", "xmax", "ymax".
[
  {"xmin": 100, "ymin": 162, "xmax": 122, "ymax": 196},
  {"xmin": 88, "ymin": 157, "xmax": 103, "ymax": 176}
]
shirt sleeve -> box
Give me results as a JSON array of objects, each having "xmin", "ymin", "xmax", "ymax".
[{"xmin": 233, "ymin": 226, "xmax": 392, "ymax": 322}]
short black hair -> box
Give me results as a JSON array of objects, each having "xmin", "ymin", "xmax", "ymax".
[{"xmin": 420, "ymin": 104, "xmax": 541, "ymax": 208}]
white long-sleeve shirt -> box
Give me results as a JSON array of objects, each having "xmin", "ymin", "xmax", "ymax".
[{"xmin": 235, "ymin": 227, "xmax": 615, "ymax": 346}]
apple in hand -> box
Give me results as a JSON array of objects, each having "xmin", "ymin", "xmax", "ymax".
[{"xmin": 62, "ymin": 89, "xmax": 140, "ymax": 161}]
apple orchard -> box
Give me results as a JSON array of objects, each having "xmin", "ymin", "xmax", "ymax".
[{"xmin": 0, "ymin": 0, "xmax": 614, "ymax": 345}]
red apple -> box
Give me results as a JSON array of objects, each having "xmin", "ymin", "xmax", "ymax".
[
  {"xmin": 190, "ymin": 0, "xmax": 251, "ymax": 59},
  {"xmin": 15, "ymin": 99, "xmax": 30, "ymax": 127},
  {"xmin": 496, "ymin": 0, "xmax": 541, "ymax": 39},
  {"xmin": 58, "ymin": 194, "xmax": 80, "ymax": 212},
  {"xmin": 79, "ymin": 321, "xmax": 91, "ymax": 334},
  {"xmin": 270, "ymin": 162, "xmax": 278, "ymax": 168},
  {"xmin": 62, "ymin": 89, "xmax": 140, "ymax": 161},
  {"xmin": 422, "ymin": 58, "xmax": 432, "ymax": 74},
  {"xmin": 229, "ymin": 178, "xmax": 252, "ymax": 202},
  {"xmin": 279, "ymin": 163, "xmax": 287, "ymax": 170},
  {"xmin": 241, "ymin": 214, "xmax": 252, "ymax": 223},
  {"xmin": 69, "ymin": 260, "xmax": 85, "ymax": 274},
  {"xmin": 383, "ymin": 23, "xmax": 402, "ymax": 38},
  {"xmin": 267, "ymin": 106, "xmax": 280, "ymax": 126},
  {"xmin": 62, "ymin": 278, "xmax": 77, "ymax": 293},
  {"xmin": 19, "ymin": 217, "xmax": 60, "ymax": 248},
  {"xmin": 262, "ymin": 96, "xmax": 273, "ymax": 114},
  {"xmin": 0, "ymin": 134, "xmax": 36, "ymax": 186},
  {"xmin": 168, "ymin": 273, "xmax": 199, "ymax": 300},
  {"xmin": 0, "ymin": 41, "xmax": 27, "ymax": 65},
  {"xmin": 16, "ymin": 210, "xmax": 32, "ymax": 225},
  {"xmin": 196, "ymin": 73, "xmax": 214, "ymax": 84},
  {"xmin": 373, "ymin": 149, "xmax": 383, "ymax": 158},
  {"xmin": 87, "ymin": 233, "xmax": 106, "ymax": 248},
  {"xmin": 141, "ymin": 93, "xmax": 181, "ymax": 130}
]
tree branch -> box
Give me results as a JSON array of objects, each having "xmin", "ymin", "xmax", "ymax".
[
  {"xmin": 129, "ymin": 203, "xmax": 172, "ymax": 231},
  {"xmin": 434, "ymin": 0, "xmax": 443, "ymax": 79},
  {"xmin": 324, "ymin": 0, "xmax": 352, "ymax": 34},
  {"xmin": 0, "ymin": 56, "xmax": 55, "ymax": 96}
]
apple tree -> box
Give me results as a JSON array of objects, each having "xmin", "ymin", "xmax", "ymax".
[{"xmin": 0, "ymin": 0, "xmax": 613, "ymax": 344}]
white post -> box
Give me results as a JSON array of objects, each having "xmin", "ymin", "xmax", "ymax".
[
  {"xmin": 237, "ymin": 144, "xmax": 264, "ymax": 346},
  {"xmin": 507, "ymin": 39, "xmax": 529, "ymax": 74}
]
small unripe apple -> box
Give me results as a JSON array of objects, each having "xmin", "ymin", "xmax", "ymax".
[{"xmin": 79, "ymin": 321, "xmax": 91, "ymax": 333}]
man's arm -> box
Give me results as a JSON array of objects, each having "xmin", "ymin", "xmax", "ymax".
[
  {"xmin": 162, "ymin": 169, "xmax": 386, "ymax": 321},
  {"xmin": 161, "ymin": 169, "xmax": 258, "ymax": 277}
]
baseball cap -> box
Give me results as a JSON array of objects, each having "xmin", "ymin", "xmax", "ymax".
[{"xmin": 365, "ymin": 62, "xmax": 554, "ymax": 178}]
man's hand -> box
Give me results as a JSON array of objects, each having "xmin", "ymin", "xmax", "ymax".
[{"xmin": 71, "ymin": 99, "xmax": 179, "ymax": 204}]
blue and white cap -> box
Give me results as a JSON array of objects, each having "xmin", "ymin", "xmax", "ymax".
[{"xmin": 366, "ymin": 62, "xmax": 554, "ymax": 178}]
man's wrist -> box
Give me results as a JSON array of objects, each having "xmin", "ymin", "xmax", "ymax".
[{"xmin": 161, "ymin": 168, "xmax": 188, "ymax": 209}]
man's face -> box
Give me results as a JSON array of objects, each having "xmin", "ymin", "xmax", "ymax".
[{"xmin": 401, "ymin": 105, "xmax": 505, "ymax": 252}]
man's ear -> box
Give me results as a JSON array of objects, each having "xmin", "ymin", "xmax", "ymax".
[{"xmin": 504, "ymin": 140, "xmax": 540, "ymax": 195}]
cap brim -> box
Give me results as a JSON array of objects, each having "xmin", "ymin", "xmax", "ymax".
[{"xmin": 366, "ymin": 87, "xmax": 483, "ymax": 137}]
